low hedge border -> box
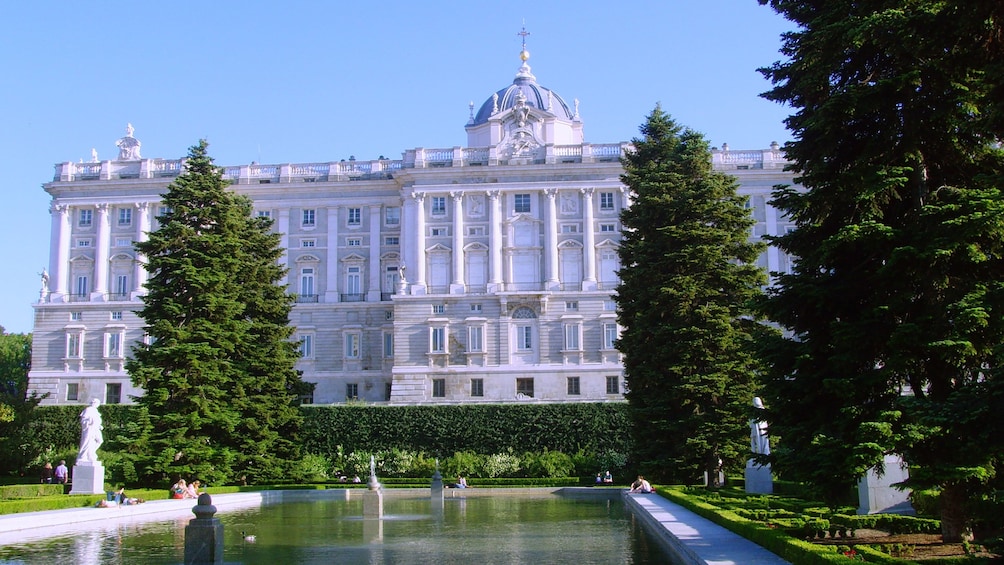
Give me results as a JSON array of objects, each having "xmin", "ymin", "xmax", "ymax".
[
  {"xmin": 656, "ymin": 486, "xmax": 922, "ymax": 565},
  {"xmin": 0, "ymin": 484, "xmax": 65, "ymax": 500}
]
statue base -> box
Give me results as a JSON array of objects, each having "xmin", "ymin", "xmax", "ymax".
[
  {"xmin": 744, "ymin": 461, "xmax": 773, "ymax": 494},
  {"xmin": 363, "ymin": 489, "xmax": 384, "ymax": 519},
  {"xmin": 857, "ymin": 454, "xmax": 913, "ymax": 515},
  {"xmin": 69, "ymin": 461, "xmax": 105, "ymax": 495}
]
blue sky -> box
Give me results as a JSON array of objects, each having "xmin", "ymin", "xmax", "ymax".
[{"xmin": 0, "ymin": 1, "xmax": 795, "ymax": 334}]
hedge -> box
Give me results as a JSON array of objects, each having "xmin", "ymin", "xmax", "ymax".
[{"xmin": 0, "ymin": 484, "xmax": 64, "ymax": 499}]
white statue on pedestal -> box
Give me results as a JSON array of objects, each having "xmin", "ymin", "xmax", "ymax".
[
  {"xmin": 751, "ymin": 396, "xmax": 770, "ymax": 456},
  {"xmin": 77, "ymin": 398, "xmax": 104, "ymax": 463}
]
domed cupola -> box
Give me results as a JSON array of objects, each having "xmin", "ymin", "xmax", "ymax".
[{"xmin": 465, "ymin": 28, "xmax": 584, "ymax": 158}]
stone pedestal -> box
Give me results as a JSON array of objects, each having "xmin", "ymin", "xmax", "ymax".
[
  {"xmin": 744, "ymin": 461, "xmax": 773, "ymax": 494},
  {"xmin": 858, "ymin": 454, "xmax": 913, "ymax": 515},
  {"xmin": 363, "ymin": 488, "xmax": 384, "ymax": 519},
  {"xmin": 69, "ymin": 461, "xmax": 105, "ymax": 495},
  {"xmin": 184, "ymin": 494, "xmax": 224, "ymax": 564}
]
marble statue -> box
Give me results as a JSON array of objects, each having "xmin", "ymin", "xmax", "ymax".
[
  {"xmin": 750, "ymin": 397, "xmax": 770, "ymax": 456},
  {"xmin": 77, "ymin": 398, "xmax": 104, "ymax": 463},
  {"xmin": 39, "ymin": 269, "xmax": 50, "ymax": 301},
  {"xmin": 115, "ymin": 123, "xmax": 142, "ymax": 160}
]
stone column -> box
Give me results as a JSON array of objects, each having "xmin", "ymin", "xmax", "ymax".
[
  {"xmin": 543, "ymin": 189, "xmax": 559, "ymax": 289},
  {"xmin": 412, "ymin": 192, "xmax": 427, "ymax": 294},
  {"xmin": 50, "ymin": 203, "xmax": 72, "ymax": 299},
  {"xmin": 325, "ymin": 206, "xmax": 340, "ymax": 302},
  {"xmin": 184, "ymin": 494, "xmax": 224, "ymax": 564},
  {"xmin": 367, "ymin": 205, "xmax": 382, "ymax": 301},
  {"xmin": 135, "ymin": 202, "xmax": 151, "ymax": 294},
  {"xmin": 488, "ymin": 190, "xmax": 503, "ymax": 292},
  {"xmin": 451, "ymin": 191, "xmax": 465, "ymax": 292},
  {"xmin": 765, "ymin": 201, "xmax": 780, "ymax": 276},
  {"xmin": 277, "ymin": 208, "xmax": 290, "ymax": 286},
  {"xmin": 581, "ymin": 188, "xmax": 596, "ymax": 290},
  {"xmin": 92, "ymin": 204, "xmax": 111, "ymax": 300}
]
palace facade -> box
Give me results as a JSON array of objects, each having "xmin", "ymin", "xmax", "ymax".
[{"xmin": 28, "ymin": 47, "xmax": 799, "ymax": 406}]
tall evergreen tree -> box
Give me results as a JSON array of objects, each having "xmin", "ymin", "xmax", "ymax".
[
  {"xmin": 617, "ymin": 107, "xmax": 769, "ymax": 485},
  {"xmin": 127, "ymin": 140, "xmax": 306, "ymax": 486},
  {"xmin": 757, "ymin": 0, "xmax": 1004, "ymax": 540},
  {"xmin": 0, "ymin": 330, "xmax": 45, "ymax": 475}
]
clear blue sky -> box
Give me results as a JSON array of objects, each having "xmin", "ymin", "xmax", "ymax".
[{"xmin": 0, "ymin": 1, "xmax": 795, "ymax": 334}]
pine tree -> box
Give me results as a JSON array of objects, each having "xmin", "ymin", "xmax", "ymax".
[
  {"xmin": 127, "ymin": 140, "xmax": 306, "ymax": 486},
  {"xmin": 617, "ymin": 107, "xmax": 770, "ymax": 485},
  {"xmin": 757, "ymin": 0, "xmax": 1004, "ymax": 540}
]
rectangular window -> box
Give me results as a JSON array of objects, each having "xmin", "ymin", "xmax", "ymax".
[
  {"xmin": 385, "ymin": 236, "xmax": 400, "ymax": 246},
  {"xmin": 118, "ymin": 207, "xmax": 132, "ymax": 226},
  {"xmin": 115, "ymin": 237, "xmax": 132, "ymax": 247},
  {"xmin": 430, "ymin": 227, "xmax": 447, "ymax": 237},
  {"xmin": 106, "ymin": 333, "xmax": 122, "ymax": 358},
  {"xmin": 66, "ymin": 334, "xmax": 81, "ymax": 358},
  {"xmin": 432, "ymin": 378, "xmax": 446, "ymax": 398},
  {"xmin": 431, "ymin": 327, "xmax": 446, "ymax": 353},
  {"xmin": 600, "ymin": 223, "xmax": 616, "ymax": 232},
  {"xmin": 346, "ymin": 383, "xmax": 359, "ymax": 401},
  {"xmin": 79, "ymin": 209, "xmax": 93, "ymax": 227},
  {"xmin": 468, "ymin": 326, "xmax": 483, "ymax": 352},
  {"xmin": 75, "ymin": 276, "xmax": 88, "ymax": 297},
  {"xmin": 76, "ymin": 239, "xmax": 92, "ymax": 248},
  {"xmin": 470, "ymin": 378, "xmax": 484, "ymax": 397},
  {"xmin": 565, "ymin": 301, "xmax": 578, "ymax": 311},
  {"xmin": 345, "ymin": 333, "xmax": 360, "ymax": 359},
  {"xmin": 514, "ymin": 193, "xmax": 531, "ymax": 213},
  {"xmin": 70, "ymin": 312, "xmax": 82, "ymax": 321},
  {"xmin": 600, "ymin": 192, "xmax": 615, "ymax": 211},
  {"xmin": 561, "ymin": 224, "xmax": 579, "ymax": 233},
  {"xmin": 385, "ymin": 206, "xmax": 401, "ymax": 225},
  {"xmin": 470, "ymin": 303, "xmax": 482, "ymax": 313},
  {"xmin": 347, "ymin": 207, "xmax": 361, "ymax": 226},
  {"xmin": 257, "ymin": 210, "xmax": 272, "ymax": 219},
  {"xmin": 432, "ymin": 304, "xmax": 445, "ymax": 314},
  {"xmin": 604, "ymin": 300, "xmax": 617, "ymax": 311},
  {"xmin": 302, "ymin": 209, "xmax": 316, "ymax": 227},
  {"xmin": 298, "ymin": 334, "xmax": 313, "ymax": 358},
  {"xmin": 383, "ymin": 332, "xmax": 394, "ymax": 358},
  {"xmin": 111, "ymin": 311, "xmax": 123, "ymax": 321},
  {"xmin": 346, "ymin": 266, "xmax": 361, "ymax": 294},
  {"xmin": 301, "ymin": 239, "xmax": 316, "ymax": 247},
  {"xmin": 467, "ymin": 226, "xmax": 485, "ymax": 236},
  {"xmin": 431, "ymin": 196, "xmax": 446, "ymax": 215},
  {"xmin": 603, "ymin": 323, "xmax": 619, "ymax": 350},
  {"xmin": 567, "ymin": 376, "xmax": 581, "ymax": 395},
  {"xmin": 516, "ymin": 378, "xmax": 534, "ymax": 398},
  {"xmin": 105, "ymin": 383, "xmax": 122, "ymax": 405},
  {"xmin": 517, "ymin": 325, "xmax": 533, "ymax": 350},
  {"xmin": 564, "ymin": 324, "xmax": 580, "ymax": 350},
  {"xmin": 115, "ymin": 275, "xmax": 129, "ymax": 297},
  {"xmin": 347, "ymin": 237, "xmax": 362, "ymax": 246},
  {"xmin": 606, "ymin": 376, "xmax": 620, "ymax": 395},
  {"xmin": 66, "ymin": 383, "xmax": 79, "ymax": 402}
]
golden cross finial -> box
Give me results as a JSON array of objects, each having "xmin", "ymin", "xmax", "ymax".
[{"xmin": 517, "ymin": 23, "xmax": 530, "ymax": 51}]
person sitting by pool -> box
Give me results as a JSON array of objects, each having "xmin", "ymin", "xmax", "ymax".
[
  {"xmin": 450, "ymin": 475, "xmax": 469, "ymax": 489},
  {"xmin": 114, "ymin": 487, "xmax": 145, "ymax": 505},
  {"xmin": 603, "ymin": 471, "xmax": 614, "ymax": 483},
  {"xmin": 629, "ymin": 475, "xmax": 653, "ymax": 493},
  {"xmin": 186, "ymin": 480, "xmax": 202, "ymax": 499},
  {"xmin": 595, "ymin": 473, "xmax": 603, "ymax": 485},
  {"xmin": 171, "ymin": 479, "xmax": 187, "ymax": 499}
]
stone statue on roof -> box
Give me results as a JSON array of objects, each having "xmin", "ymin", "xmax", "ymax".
[{"xmin": 115, "ymin": 123, "xmax": 142, "ymax": 160}]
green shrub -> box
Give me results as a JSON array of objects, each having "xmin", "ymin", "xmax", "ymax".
[
  {"xmin": 522, "ymin": 450, "xmax": 575, "ymax": 478},
  {"xmin": 299, "ymin": 453, "xmax": 332, "ymax": 482},
  {"xmin": 481, "ymin": 450, "xmax": 521, "ymax": 478},
  {"xmin": 0, "ymin": 484, "xmax": 64, "ymax": 499}
]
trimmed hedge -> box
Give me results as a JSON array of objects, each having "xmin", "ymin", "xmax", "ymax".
[{"xmin": 0, "ymin": 484, "xmax": 64, "ymax": 499}]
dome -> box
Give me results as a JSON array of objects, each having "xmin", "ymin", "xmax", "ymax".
[{"xmin": 470, "ymin": 60, "xmax": 575, "ymax": 126}]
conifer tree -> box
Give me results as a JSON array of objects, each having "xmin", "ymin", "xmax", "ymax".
[
  {"xmin": 127, "ymin": 140, "xmax": 306, "ymax": 486},
  {"xmin": 757, "ymin": 1, "xmax": 1004, "ymax": 540},
  {"xmin": 617, "ymin": 107, "xmax": 769, "ymax": 484}
]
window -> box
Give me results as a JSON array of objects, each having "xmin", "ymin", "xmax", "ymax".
[
  {"xmin": 385, "ymin": 206, "xmax": 400, "ymax": 226},
  {"xmin": 115, "ymin": 238, "xmax": 132, "ymax": 247},
  {"xmin": 70, "ymin": 312, "xmax": 82, "ymax": 321},
  {"xmin": 432, "ymin": 304, "xmax": 445, "ymax": 314},
  {"xmin": 600, "ymin": 192, "xmax": 615, "ymax": 211},
  {"xmin": 347, "ymin": 207, "xmax": 361, "ymax": 226},
  {"xmin": 66, "ymin": 334, "xmax": 81, "ymax": 358},
  {"xmin": 106, "ymin": 332, "xmax": 122, "ymax": 358},
  {"xmin": 115, "ymin": 275, "xmax": 129, "ymax": 297},
  {"xmin": 383, "ymin": 332, "xmax": 394, "ymax": 358},
  {"xmin": 79, "ymin": 209, "xmax": 93, "ymax": 227},
  {"xmin": 604, "ymin": 300, "xmax": 617, "ymax": 311},
  {"xmin": 567, "ymin": 376, "xmax": 581, "ymax": 395},
  {"xmin": 561, "ymin": 224, "xmax": 579, "ymax": 233},
  {"xmin": 600, "ymin": 223, "xmax": 616, "ymax": 232},
  {"xmin": 516, "ymin": 325, "xmax": 533, "ymax": 350},
  {"xmin": 111, "ymin": 311, "xmax": 123, "ymax": 321},
  {"xmin": 470, "ymin": 303, "xmax": 482, "ymax": 313},
  {"xmin": 468, "ymin": 326, "xmax": 483, "ymax": 352},
  {"xmin": 565, "ymin": 301, "xmax": 578, "ymax": 311},
  {"xmin": 298, "ymin": 334, "xmax": 313, "ymax": 358},
  {"xmin": 66, "ymin": 383, "xmax": 79, "ymax": 402},
  {"xmin": 346, "ymin": 383, "xmax": 359, "ymax": 401},
  {"xmin": 431, "ymin": 196, "xmax": 446, "ymax": 215},
  {"xmin": 514, "ymin": 193, "xmax": 531, "ymax": 213},
  {"xmin": 564, "ymin": 324, "xmax": 581, "ymax": 350},
  {"xmin": 345, "ymin": 333, "xmax": 360, "ymax": 359},
  {"xmin": 76, "ymin": 239, "xmax": 92, "ymax": 248},
  {"xmin": 118, "ymin": 207, "xmax": 132, "ymax": 226},
  {"xmin": 606, "ymin": 376, "xmax": 620, "ymax": 395},
  {"xmin": 299, "ymin": 390, "xmax": 314, "ymax": 405},
  {"xmin": 347, "ymin": 237, "xmax": 361, "ymax": 247},
  {"xmin": 384, "ymin": 236, "xmax": 399, "ymax": 246},
  {"xmin": 105, "ymin": 383, "xmax": 122, "ymax": 405},
  {"xmin": 302, "ymin": 209, "xmax": 316, "ymax": 227},
  {"xmin": 301, "ymin": 239, "xmax": 316, "ymax": 247},
  {"xmin": 257, "ymin": 210, "xmax": 272, "ymax": 219},
  {"xmin": 430, "ymin": 327, "xmax": 446, "ymax": 353},
  {"xmin": 432, "ymin": 378, "xmax": 446, "ymax": 398},
  {"xmin": 516, "ymin": 378, "xmax": 534, "ymax": 398},
  {"xmin": 75, "ymin": 276, "xmax": 88, "ymax": 297},
  {"xmin": 471, "ymin": 378, "xmax": 484, "ymax": 397},
  {"xmin": 430, "ymin": 227, "xmax": 448, "ymax": 237},
  {"xmin": 345, "ymin": 266, "xmax": 361, "ymax": 295},
  {"xmin": 467, "ymin": 226, "xmax": 485, "ymax": 236},
  {"xmin": 603, "ymin": 323, "xmax": 619, "ymax": 350},
  {"xmin": 300, "ymin": 268, "xmax": 315, "ymax": 298}
]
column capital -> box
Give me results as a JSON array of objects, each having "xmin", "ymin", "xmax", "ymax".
[
  {"xmin": 410, "ymin": 191, "xmax": 426, "ymax": 202},
  {"xmin": 486, "ymin": 190, "xmax": 500, "ymax": 200},
  {"xmin": 580, "ymin": 187, "xmax": 595, "ymax": 196},
  {"xmin": 50, "ymin": 202, "xmax": 70, "ymax": 215},
  {"xmin": 135, "ymin": 202, "xmax": 151, "ymax": 211},
  {"xmin": 543, "ymin": 188, "xmax": 558, "ymax": 199},
  {"xmin": 450, "ymin": 191, "xmax": 464, "ymax": 201}
]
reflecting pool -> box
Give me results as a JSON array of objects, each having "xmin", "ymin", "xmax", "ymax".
[{"xmin": 0, "ymin": 490, "xmax": 673, "ymax": 564}]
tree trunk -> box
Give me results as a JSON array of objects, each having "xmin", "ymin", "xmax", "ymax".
[{"xmin": 939, "ymin": 483, "xmax": 973, "ymax": 543}]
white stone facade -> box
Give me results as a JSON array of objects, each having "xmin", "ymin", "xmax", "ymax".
[{"xmin": 28, "ymin": 53, "xmax": 800, "ymax": 406}]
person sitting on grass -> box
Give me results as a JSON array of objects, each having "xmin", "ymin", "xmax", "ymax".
[
  {"xmin": 628, "ymin": 475, "xmax": 653, "ymax": 493},
  {"xmin": 171, "ymin": 479, "xmax": 187, "ymax": 499},
  {"xmin": 186, "ymin": 480, "xmax": 202, "ymax": 499}
]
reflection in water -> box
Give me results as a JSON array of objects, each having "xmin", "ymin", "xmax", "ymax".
[{"xmin": 0, "ymin": 493, "xmax": 675, "ymax": 564}]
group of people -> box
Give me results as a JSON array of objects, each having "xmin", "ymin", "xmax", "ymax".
[
  {"xmin": 594, "ymin": 470, "xmax": 614, "ymax": 484},
  {"xmin": 170, "ymin": 479, "xmax": 203, "ymax": 499},
  {"xmin": 40, "ymin": 460, "xmax": 69, "ymax": 485},
  {"xmin": 447, "ymin": 475, "xmax": 469, "ymax": 489},
  {"xmin": 97, "ymin": 487, "xmax": 145, "ymax": 507}
]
